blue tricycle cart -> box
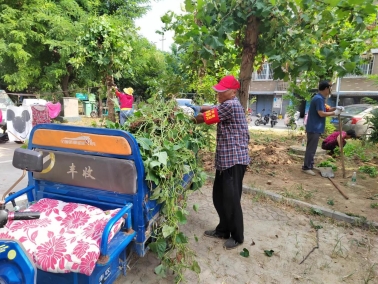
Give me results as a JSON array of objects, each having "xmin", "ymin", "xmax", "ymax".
[{"xmin": 0, "ymin": 124, "xmax": 192, "ymax": 284}]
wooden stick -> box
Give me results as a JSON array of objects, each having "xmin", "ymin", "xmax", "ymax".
[
  {"xmin": 338, "ymin": 114, "xmax": 346, "ymax": 178},
  {"xmin": 328, "ymin": 177, "xmax": 349, "ymax": 200},
  {"xmin": 7, "ymin": 130, "xmax": 24, "ymax": 143}
]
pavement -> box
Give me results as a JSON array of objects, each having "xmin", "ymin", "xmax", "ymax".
[
  {"xmin": 0, "ymin": 142, "xmax": 28, "ymax": 201},
  {"xmin": 248, "ymin": 116, "xmax": 305, "ymax": 132},
  {"xmin": 119, "ymin": 184, "xmax": 378, "ymax": 284}
]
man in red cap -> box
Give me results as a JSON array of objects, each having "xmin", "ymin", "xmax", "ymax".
[{"xmin": 186, "ymin": 75, "xmax": 250, "ymax": 250}]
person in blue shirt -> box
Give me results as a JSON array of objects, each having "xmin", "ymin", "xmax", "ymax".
[{"xmin": 302, "ymin": 80, "xmax": 344, "ymax": 175}]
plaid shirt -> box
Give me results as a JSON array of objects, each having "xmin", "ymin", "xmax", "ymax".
[{"xmin": 215, "ymin": 97, "xmax": 250, "ymax": 170}]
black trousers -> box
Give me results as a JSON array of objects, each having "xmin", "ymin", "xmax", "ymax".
[
  {"xmin": 302, "ymin": 132, "xmax": 321, "ymax": 170},
  {"xmin": 213, "ymin": 164, "xmax": 247, "ymax": 243}
]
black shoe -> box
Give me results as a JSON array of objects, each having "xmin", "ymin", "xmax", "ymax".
[
  {"xmin": 204, "ymin": 230, "xmax": 228, "ymax": 239},
  {"xmin": 223, "ymin": 238, "xmax": 242, "ymax": 250}
]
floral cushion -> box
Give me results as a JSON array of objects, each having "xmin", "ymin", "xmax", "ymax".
[{"xmin": 0, "ymin": 198, "xmax": 124, "ymax": 275}]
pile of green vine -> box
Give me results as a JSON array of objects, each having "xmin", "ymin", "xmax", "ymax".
[{"xmin": 106, "ymin": 95, "xmax": 214, "ymax": 282}]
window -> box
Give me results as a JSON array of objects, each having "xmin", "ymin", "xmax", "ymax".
[
  {"xmin": 344, "ymin": 58, "xmax": 374, "ymax": 77},
  {"xmin": 253, "ymin": 63, "xmax": 273, "ymax": 80}
]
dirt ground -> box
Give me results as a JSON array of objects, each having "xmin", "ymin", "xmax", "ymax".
[
  {"xmin": 117, "ymin": 184, "xmax": 378, "ymax": 284},
  {"xmin": 202, "ymin": 130, "xmax": 378, "ymax": 225},
  {"xmin": 63, "ymin": 118, "xmax": 378, "ymax": 283},
  {"xmin": 66, "ymin": 118, "xmax": 378, "ymax": 224}
]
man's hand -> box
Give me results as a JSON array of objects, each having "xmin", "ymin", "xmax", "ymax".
[
  {"xmin": 185, "ymin": 103, "xmax": 201, "ymax": 116},
  {"xmin": 336, "ymin": 106, "xmax": 345, "ymax": 112},
  {"xmin": 334, "ymin": 109, "xmax": 341, "ymax": 116}
]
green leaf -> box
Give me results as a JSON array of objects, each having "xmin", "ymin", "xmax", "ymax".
[
  {"xmin": 264, "ymin": 250, "xmax": 274, "ymax": 257},
  {"xmin": 154, "ymin": 264, "xmax": 167, "ymax": 277},
  {"xmin": 193, "ymin": 204, "xmax": 199, "ymax": 212},
  {"xmin": 269, "ymin": 0, "xmax": 276, "ymax": 5},
  {"xmin": 191, "ymin": 260, "xmax": 201, "ymax": 273},
  {"xmin": 240, "ymin": 248, "xmax": 250, "ymax": 257},
  {"xmin": 153, "ymin": 152, "xmax": 168, "ymax": 166},
  {"xmin": 175, "ymin": 232, "xmax": 188, "ymax": 244},
  {"xmin": 324, "ymin": 0, "xmax": 340, "ymax": 6},
  {"xmin": 148, "ymin": 238, "xmax": 167, "ymax": 259},
  {"xmin": 194, "ymin": 234, "xmax": 199, "ymax": 242},
  {"xmin": 146, "ymin": 171, "xmax": 159, "ymax": 185},
  {"xmin": 344, "ymin": 62, "xmax": 356, "ymax": 72},
  {"xmin": 185, "ymin": 0, "xmax": 195, "ymax": 12},
  {"xmin": 176, "ymin": 210, "xmax": 187, "ymax": 224},
  {"xmin": 149, "ymin": 161, "xmax": 161, "ymax": 169},
  {"xmin": 162, "ymin": 225, "xmax": 175, "ymax": 238},
  {"xmin": 137, "ymin": 137, "xmax": 153, "ymax": 150},
  {"xmin": 310, "ymin": 219, "xmax": 323, "ymax": 230}
]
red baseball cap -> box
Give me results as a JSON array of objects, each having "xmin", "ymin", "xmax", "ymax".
[{"xmin": 212, "ymin": 75, "xmax": 240, "ymax": 92}]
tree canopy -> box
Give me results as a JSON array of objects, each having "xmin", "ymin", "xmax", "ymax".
[{"xmin": 163, "ymin": 0, "xmax": 378, "ymax": 108}]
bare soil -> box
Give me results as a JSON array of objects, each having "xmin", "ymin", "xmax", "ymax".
[
  {"xmin": 202, "ymin": 130, "xmax": 378, "ymax": 224},
  {"xmin": 66, "ymin": 118, "xmax": 378, "ymax": 223}
]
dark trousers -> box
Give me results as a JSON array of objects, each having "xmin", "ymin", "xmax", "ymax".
[
  {"xmin": 322, "ymin": 140, "xmax": 346, "ymax": 153},
  {"xmin": 303, "ymin": 132, "xmax": 321, "ymax": 170},
  {"xmin": 213, "ymin": 164, "xmax": 247, "ymax": 243}
]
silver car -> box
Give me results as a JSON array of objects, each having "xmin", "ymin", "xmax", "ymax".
[
  {"xmin": 331, "ymin": 104, "xmax": 378, "ymax": 138},
  {"xmin": 175, "ymin": 98, "xmax": 194, "ymax": 116}
]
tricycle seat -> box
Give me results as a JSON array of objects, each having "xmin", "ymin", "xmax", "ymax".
[
  {"xmin": 2, "ymin": 124, "xmax": 162, "ymax": 284},
  {"xmin": 0, "ymin": 198, "xmax": 134, "ymax": 276}
]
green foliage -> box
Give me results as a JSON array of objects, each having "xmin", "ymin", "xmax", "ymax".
[
  {"xmin": 318, "ymin": 160, "xmax": 337, "ymax": 171},
  {"xmin": 358, "ymin": 166, "xmax": 378, "ymax": 178},
  {"xmin": 325, "ymin": 117, "xmax": 336, "ymax": 136},
  {"xmin": 365, "ymin": 107, "xmax": 378, "ymax": 143},
  {"xmin": 327, "ymin": 199, "xmax": 335, "ymax": 206},
  {"xmin": 240, "ymin": 248, "xmax": 250, "ymax": 258},
  {"xmin": 0, "ymin": 0, "xmax": 164, "ymax": 99},
  {"xmin": 310, "ymin": 219, "xmax": 323, "ymax": 230},
  {"xmin": 370, "ymin": 203, "xmax": 378, "ymax": 209},
  {"xmin": 264, "ymin": 250, "xmax": 274, "ymax": 257},
  {"xmin": 164, "ymin": 0, "xmax": 378, "ymax": 109},
  {"xmin": 105, "ymin": 95, "xmax": 212, "ymax": 282},
  {"xmin": 334, "ymin": 142, "xmax": 373, "ymax": 162}
]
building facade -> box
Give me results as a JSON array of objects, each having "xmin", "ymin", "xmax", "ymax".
[{"xmin": 249, "ymin": 49, "xmax": 378, "ymax": 117}]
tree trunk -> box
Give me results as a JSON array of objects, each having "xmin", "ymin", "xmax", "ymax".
[
  {"xmin": 61, "ymin": 65, "xmax": 73, "ymax": 97},
  {"xmin": 106, "ymin": 75, "xmax": 116, "ymax": 122},
  {"xmin": 238, "ymin": 15, "xmax": 259, "ymax": 110}
]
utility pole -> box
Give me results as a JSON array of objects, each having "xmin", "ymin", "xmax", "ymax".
[{"xmin": 159, "ymin": 33, "xmax": 166, "ymax": 51}]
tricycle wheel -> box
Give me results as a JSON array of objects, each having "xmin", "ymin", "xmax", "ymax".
[{"xmin": 90, "ymin": 111, "xmax": 97, "ymax": 118}]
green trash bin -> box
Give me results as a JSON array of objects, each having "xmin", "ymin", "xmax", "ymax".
[{"xmin": 83, "ymin": 101, "xmax": 93, "ymax": 117}]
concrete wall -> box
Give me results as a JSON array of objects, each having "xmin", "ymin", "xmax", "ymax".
[
  {"xmin": 249, "ymin": 81, "xmax": 276, "ymax": 93},
  {"xmin": 340, "ymin": 77, "xmax": 378, "ymax": 92}
]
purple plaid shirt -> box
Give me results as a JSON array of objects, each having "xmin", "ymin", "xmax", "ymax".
[{"xmin": 214, "ymin": 97, "xmax": 250, "ymax": 170}]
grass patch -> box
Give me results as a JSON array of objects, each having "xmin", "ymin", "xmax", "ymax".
[
  {"xmin": 281, "ymin": 183, "xmax": 315, "ymax": 201},
  {"xmin": 327, "ymin": 199, "xmax": 334, "ymax": 206}
]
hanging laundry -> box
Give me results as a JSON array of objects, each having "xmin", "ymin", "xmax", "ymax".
[
  {"xmin": 46, "ymin": 102, "xmax": 62, "ymax": 119},
  {"xmin": 31, "ymin": 105, "xmax": 50, "ymax": 127},
  {"xmin": 6, "ymin": 105, "xmax": 33, "ymax": 142}
]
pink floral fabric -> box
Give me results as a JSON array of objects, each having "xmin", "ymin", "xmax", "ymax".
[{"xmin": 0, "ymin": 198, "xmax": 124, "ymax": 275}]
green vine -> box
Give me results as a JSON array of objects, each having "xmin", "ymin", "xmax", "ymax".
[{"xmin": 106, "ymin": 95, "xmax": 214, "ymax": 282}]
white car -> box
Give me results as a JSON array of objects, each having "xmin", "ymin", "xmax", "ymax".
[{"xmin": 175, "ymin": 98, "xmax": 194, "ymax": 116}]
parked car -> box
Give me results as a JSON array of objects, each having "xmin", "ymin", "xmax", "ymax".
[
  {"xmin": 331, "ymin": 104, "xmax": 378, "ymax": 138},
  {"xmin": 175, "ymin": 98, "xmax": 194, "ymax": 116}
]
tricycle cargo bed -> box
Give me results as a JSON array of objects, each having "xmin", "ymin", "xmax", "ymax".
[{"xmin": 1, "ymin": 124, "xmax": 193, "ymax": 284}]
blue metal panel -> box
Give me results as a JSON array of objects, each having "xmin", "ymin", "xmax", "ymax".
[
  {"xmin": 256, "ymin": 96, "xmax": 274, "ymax": 115},
  {"xmin": 0, "ymin": 240, "xmax": 36, "ymax": 284},
  {"xmin": 1, "ymin": 124, "xmax": 192, "ymax": 282}
]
